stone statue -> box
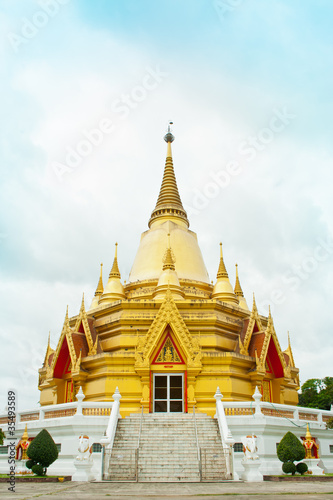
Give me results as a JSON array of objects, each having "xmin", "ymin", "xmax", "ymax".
[
  {"xmin": 76, "ymin": 434, "xmax": 92, "ymax": 461},
  {"xmin": 242, "ymin": 434, "xmax": 259, "ymax": 460}
]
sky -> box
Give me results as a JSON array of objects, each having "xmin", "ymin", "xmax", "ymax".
[{"xmin": 0, "ymin": 0, "xmax": 332, "ymax": 411}]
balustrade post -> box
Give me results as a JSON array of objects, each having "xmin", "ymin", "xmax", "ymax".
[
  {"xmin": 252, "ymin": 386, "xmax": 263, "ymax": 417},
  {"xmin": 75, "ymin": 387, "xmax": 85, "ymax": 417}
]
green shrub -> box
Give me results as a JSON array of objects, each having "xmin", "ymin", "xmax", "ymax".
[
  {"xmin": 282, "ymin": 461, "xmax": 296, "ymax": 475},
  {"xmin": 277, "ymin": 432, "xmax": 305, "ymax": 463},
  {"xmin": 25, "ymin": 459, "xmax": 34, "ymax": 470},
  {"xmin": 26, "ymin": 429, "xmax": 58, "ymax": 475},
  {"xmin": 327, "ymin": 417, "xmax": 333, "ymax": 429},
  {"xmin": 296, "ymin": 462, "xmax": 308, "ymax": 475},
  {"xmin": 31, "ymin": 464, "xmax": 44, "ymax": 476}
]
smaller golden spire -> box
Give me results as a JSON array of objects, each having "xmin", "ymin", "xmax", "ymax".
[
  {"xmin": 22, "ymin": 424, "xmax": 29, "ymax": 441},
  {"xmin": 99, "ymin": 243, "xmax": 125, "ymax": 304},
  {"xmin": 305, "ymin": 423, "xmax": 312, "ymax": 441},
  {"xmin": 94, "ymin": 263, "xmax": 104, "ymax": 296},
  {"xmin": 163, "ymin": 233, "xmax": 175, "ymax": 271},
  {"xmin": 234, "ymin": 263, "xmax": 244, "ymax": 297},
  {"xmin": 109, "ymin": 243, "xmax": 121, "ymax": 278},
  {"xmin": 217, "ymin": 243, "xmax": 228, "ymax": 279}
]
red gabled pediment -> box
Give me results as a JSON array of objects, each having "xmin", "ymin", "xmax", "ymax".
[
  {"xmin": 53, "ymin": 337, "xmax": 72, "ymax": 378},
  {"xmin": 152, "ymin": 330, "xmax": 185, "ymax": 365},
  {"xmin": 266, "ymin": 336, "xmax": 284, "ymax": 378}
]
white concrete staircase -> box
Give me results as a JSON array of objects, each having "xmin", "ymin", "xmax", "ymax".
[{"xmin": 104, "ymin": 413, "xmax": 229, "ymax": 482}]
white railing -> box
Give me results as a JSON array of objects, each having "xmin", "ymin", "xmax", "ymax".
[
  {"xmin": 100, "ymin": 387, "xmax": 121, "ymax": 449},
  {"xmin": 100, "ymin": 388, "xmax": 122, "ymax": 480},
  {"xmin": 0, "ymin": 387, "xmax": 114, "ymax": 427},
  {"xmin": 221, "ymin": 387, "xmax": 333, "ymax": 429},
  {"xmin": 192, "ymin": 405, "xmax": 202, "ymax": 480},
  {"xmin": 214, "ymin": 387, "xmax": 235, "ymax": 479}
]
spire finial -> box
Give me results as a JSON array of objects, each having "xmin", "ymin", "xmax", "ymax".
[
  {"xmin": 234, "ymin": 263, "xmax": 244, "ymax": 297},
  {"xmin": 148, "ymin": 123, "xmax": 189, "ymax": 228},
  {"xmin": 48, "ymin": 331, "xmax": 51, "ymax": 346},
  {"xmin": 109, "ymin": 243, "xmax": 121, "ymax": 279},
  {"xmin": 216, "ymin": 242, "xmax": 228, "ymax": 279},
  {"xmin": 94, "ymin": 263, "xmax": 104, "ymax": 296},
  {"xmin": 163, "ymin": 233, "xmax": 175, "ymax": 271},
  {"xmin": 164, "ymin": 121, "xmax": 174, "ymax": 143}
]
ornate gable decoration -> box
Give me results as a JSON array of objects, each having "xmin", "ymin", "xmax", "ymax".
[
  {"xmin": 241, "ymin": 295, "xmax": 263, "ymax": 355},
  {"xmin": 48, "ymin": 307, "xmax": 77, "ymax": 380},
  {"xmin": 135, "ymin": 289, "xmax": 202, "ymax": 370},
  {"xmin": 74, "ymin": 296, "xmax": 95, "ymax": 355},
  {"xmin": 153, "ymin": 334, "xmax": 184, "ymax": 364},
  {"xmin": 256, "ymin": 309, "xmax": 288, "ymax": 377}
]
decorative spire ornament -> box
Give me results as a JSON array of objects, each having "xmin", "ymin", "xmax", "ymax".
[
  {"xmin": 149, "ymin": 123, "xmax": 189, "ymax": 228},
  {"xmin": 99, "ymin": 243, "xmax": 125, "ymax": 304}
]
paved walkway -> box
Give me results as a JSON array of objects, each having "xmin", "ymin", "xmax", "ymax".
[{"xmin": 1, "ymin": 481, "xmax": 333, "ymax": 500}]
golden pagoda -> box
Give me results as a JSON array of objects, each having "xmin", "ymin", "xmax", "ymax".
[{"xmin": 38, "ymin": 124, "xmax": 300, "ymax": 416}]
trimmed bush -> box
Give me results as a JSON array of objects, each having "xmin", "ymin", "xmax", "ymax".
[
  {"xmin": 25, "ymin": 459, "xmax": 34, "ymax": 470},
  {"xmin": 327, "ymin": 417, "xmax": 333, "ymax": 430},
  {"xmin": 296, "ymin": 462, "xmax": 308, "ymax": 475},
  {"xmin": 31, "ymin": 464, "xmax": 44, "ymax": 476},
  {"xmin": 26, "ymin": 429, "xmax": 58, "ymax": 476},
  {"xmin": 277, "ymin": 432, "xmax": 305, "ymax": 463},
  {"xmin": 282, "ymin": 461, "xmax": 296, "ymax": 475},
  {"xmin": 277, "ymin": 431, "xmax": 306, "ymax": 475}
]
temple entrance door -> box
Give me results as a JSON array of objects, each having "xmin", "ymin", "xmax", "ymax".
[{"xmin": 153, "ymin": 374, "xmax": 183, "ymax": 413}]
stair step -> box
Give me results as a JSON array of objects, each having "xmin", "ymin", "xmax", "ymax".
[{"xmin": 106, "ymin": 413, "xmax": 229, "ymax": 482}]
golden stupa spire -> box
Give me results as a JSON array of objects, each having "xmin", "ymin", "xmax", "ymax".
[
  {"xmin": 99, "ymin": 243, "xmax": 125, "ymax": 304},
  {"xmin": 217, "ymin": 243, "xmax": 228, "ymax": 279},
  {"xmin": 163, "ymin": 233, "xmax": 176, "ymax": 271},
  {"xmin": 22, "ymin": 424, "xmax": 29, "ymax": 441},
  {"xmin": 148, "ymin": 123, "xmax": 189, "ymax": 228},
  {"xmin": 212, "ymin": 243, "xmax": 238, "ymax": 304},
  {"xmin": 234, "ymin": 264, "xmax": 244, "ymax": 297},
  {"xmin": 305, "ymin": 423, "xmax": 312, "ymax": 441},
  {"xmin": 109, "ymin": 243, "xmax": 121, "ymax": 278},
  {"xmin": 154, "ymin": 233, "xmax": 184, "ymax": 300},
  {"xmin": 94, "ymin": 263, "xmax": 104, "ymax": 296}
]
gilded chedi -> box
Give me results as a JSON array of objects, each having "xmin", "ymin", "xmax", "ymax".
[{"xmin": 38, "ymin": 124, "xmax": 300, "ymax": 417}]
